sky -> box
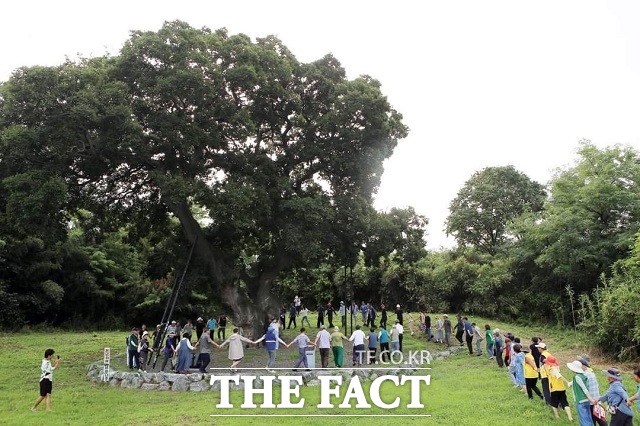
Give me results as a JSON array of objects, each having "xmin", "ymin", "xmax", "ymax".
[{"xmin": 2, "ymin": 1, "xmax": 639, "ymax": 248}]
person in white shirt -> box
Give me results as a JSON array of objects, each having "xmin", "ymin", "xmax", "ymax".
[
  {"xmin": 32, "ymin": 348, "xmax": 61, "ymax": 412},
  {"xmin": 349, "ymin": 325, "xmax": 367, "ymax": 366},
  {"xmin": 299, "ymin": 306, "xmax": 311, "ymax": 328},
  {"xmin": 395, "ymin": 320, "xmax": 405, "ymax": 352},
  {"xmin": 314, "ymin": 325, "xmax": 332, "ymax": 368}
]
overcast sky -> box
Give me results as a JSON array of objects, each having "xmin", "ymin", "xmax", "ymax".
[{"xmin": 2, "ymin": 1, "xmax": 639, "ymax": 248}]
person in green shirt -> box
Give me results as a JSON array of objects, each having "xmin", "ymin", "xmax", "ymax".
[
  {"xmin": 330, "ymin": 326, "xmax": 349, "ymax": 367},
  {"xmin": 485, "ymin": 324, "xmax": 495, "ymax": 360}
]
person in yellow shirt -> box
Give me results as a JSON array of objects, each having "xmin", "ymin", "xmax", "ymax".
[
  {"xmin": 544, "ymin": 355, "xmax": 573, "ymax": 421},
  {"xmin": 537, "ymin": 342, "xmax": 552, "ymax": 405},
  {"xmin": 524, "ymin": 348, "xmax": 544, "ymax": 400}
]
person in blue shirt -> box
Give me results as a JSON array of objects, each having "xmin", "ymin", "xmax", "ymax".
[
  {"xmin": 378, "ymin": 327, "xmax": 390, "ymax": 362},
  {"xmin": 367, "ymin": 327, "xmax": 379, "ymax": 364},
  {"xmin": 254, "ymin": 326, "xmax": 288, "ymax": 372},
  {"xmin": 207, "ymin": 317, "xmax": 217, "ymax": 340},
  {"xmin": 463, "ymin": 317, "xmax": 474, "ymax": 355},
  {"xmin": 599, "ymin": 367, "xmax": 633, "ymax": 424}
]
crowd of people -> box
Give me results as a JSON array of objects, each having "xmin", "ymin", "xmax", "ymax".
[{"xmin": 119, "ymin": 299, "xmax": 640, "ymax": 425}]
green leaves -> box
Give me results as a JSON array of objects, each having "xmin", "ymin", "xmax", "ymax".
[{"xmin": 446, "ymin": 166, "xmax": 545, "ymax": 254}]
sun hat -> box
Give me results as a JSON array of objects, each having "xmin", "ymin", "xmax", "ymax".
[
  {"xmin": 577, "ymin": 354, "xmax": 591, "ymax": 366},
  {"xmin": 267, "ymin": 326, "xmax": 274, "ymax": 332},
  {"xmin": 396, "ymin": 304, "xmax": 400, "ymax": 308},
  {"xmin": 334, "ymin": 326, "xmax": 339, "ymax": 331},
  {"xmin": 142, "ymin": 331, "xmax": 149, "ymax": 336},
  {"xmin": 567, "ymin": 360, "xmax": 585, "ymax": 374},
  {"xmin": 443, "ymin": 314, "xmax": 448, "ymax": 317},
  {"xmin": 545, "ymin": 355, "xmax": 559, "ymax": 367},
  {"xmin": 197, "ymin": 317, "xmax": 203, "ymax": 321},
  {"xmin": 576, "ymin": 355, "xmax": 591, "ymax": 367},
  {"xmin": 535, "ymin": 342, "xmax": 547, "ymax": 349},
  {"xmin": 493, "ymin": 328, "xmax": 500, "ymax": 335},
  {"xmin": 602, "ymin": 367, "xmax": 622, "ymax": 381}
]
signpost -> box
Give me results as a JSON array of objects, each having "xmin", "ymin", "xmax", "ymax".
[{"xmin": 103, "ymin": 347, "xmax": 110, "ymax": 382}]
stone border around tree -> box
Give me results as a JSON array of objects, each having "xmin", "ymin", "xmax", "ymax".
[{"xmin": 86, "ymin": 346, "xmax": 463, "ymax": 391}]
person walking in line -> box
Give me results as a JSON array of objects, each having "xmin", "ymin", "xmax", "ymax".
[
  {"xmin": 493, "ymin": 329, "xmax": 504, "ymax": 367},
  {"xmin": 454, "ymin": 315, "xmax": 465, "ymax": 346},
  {"xmin": 513, "ymin": 344, "xmax": 526, "ymax": 393},
  {"xmin": 220, "ymin": 328, "xmax": 255, "ymax": 373},
  {"xmin": 442, "ymin": 314, "xmax": 452, "ymax": 347},
  {"xmin": 330, "ymin": 326, "xmax": 349, "ymax": 367},
  {"xmin": 626, "ymin": 366, "xmax": 640, "ymax": 412},
  {"xmin": 293, "ymin": 295, "xmax": 302, "ymax": 314},
  {"xmin": 434, "ymin": 315, "xmax": 444, "ymax": 343},
  {"xmin": 394, "ymin": 304, "xmax": 404, "ymax": 325},
  {"xmin": 160, "ymin": 332, "xmax": 177, "ymax": 372},
  {"xmin": 567, "ymin": 359, "xmax": 598, "ymax": 426},
  {"xmin": 339, "ymin": 301, "xmax": 347, "ymax": 329},
  {"xmin": 176, "ymin": 333, "xmax": 196, "ymax": 374},
  {"xmin": 599, "ymin": 367, "xmax": 633, "ymax": 426},
  {"xmin": 524, "ymin": 346, "xmax": 543, "ymax": 399},
  {"xmin": 575, "ymin": 354, "xmax": 605, "ymax": 426},
  {"xmin": 378, "ymin": 326, "xmax": 390, "ymax": 362},
  {"xmin": 300, "ymin": 306, "xmax": 311, "ymax": 328},
  {"xmin": 367, "ymin": 327, "xmax": 378, "ymax": 364},
  {"xmin": 396, "ymin": 320, "xmax": 405, "ymax": 352},
  {"xmin": 31, "ymin": 349, "xmax": 61, "ymax": 412},
  {"xmin": 217, "ymin": 314, "xmax": 228, "ymax": 341},
  {"xmin": 472, "ymin": 322, "xmax": 483, "ymax": 356},
  {"xmin": 314, "ymin": 325, "xmax": 332, "ymax": 368},
  {"xmin": 254, "ymin": 326, "xmax": 288, "ymax": 372},
  {"xmin": 279, "ymin": 305, "xmax": 287, "ymax": 329},
  {"xmin": 195, "ymin": 327, "xmax": 221, "ymax": 373},
  {"xmin": 127, "ymin": 328, "xmax": 140, "ymax": 370},
  {"xmin": 137, "ymin": 331, "xmax": 153, "ymax": 372},
  {"xmin": 390, "ymin": 323, "xmax": 400, "ymax": 354},
  {"xmin": 349, "ymin": 325, "xmax": 367, "ymax": 366},
  {"xmin": 485, "ymin": 324, "xmax": 494, "ymax": 360},
  {"xmin": 326, "ymin": 302, "xmax": 335, "ymax": 328},
  {"xmin": 379, "ymin": 303, "xmax": 388, "ymax": 329},
  {"xmin": 464, "ymin": 317, "xmax": 474, "ymax": 355},
  {"xmin": 289, "ymin": 328, "xmax": 315, "ymax": 371},
  {"xmin": 207, "ymin": 316, "xmax": 217, "ymax": 340},
  {"xmin": 544, "ymin": 356, "xmax": 573, "ymax": 421},
  {"xmin": 287, "ymin": 303, "xmax": 297, "ymax": 329},
  {"xmin": 537, "ymin": 342, "xmax": 552, "ymax": 405},
  {"xmin": 424, "ymin": 313, "xmax": 432, "ymax": 341},
  {"xmin": 316, "ymin": 303, "xmax": 326, "ymax": 328}
]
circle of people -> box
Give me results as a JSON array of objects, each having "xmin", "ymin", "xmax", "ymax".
[{"xmin": 124, "ymin": 302, "xmax": 640, "ymax": 425}]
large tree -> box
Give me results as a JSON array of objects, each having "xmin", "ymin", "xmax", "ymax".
[
  {"xmin": 446, "ymin": 165, "xmax": 545, "ymax": 254},
  {"xmin": 0, "ymin": 21, "xmax": 407, "ymax": 333}
]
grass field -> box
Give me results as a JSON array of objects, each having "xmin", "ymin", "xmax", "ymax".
[{"xmin": 1, "ymin": 315, "xmax": 638, "ymax": 425}]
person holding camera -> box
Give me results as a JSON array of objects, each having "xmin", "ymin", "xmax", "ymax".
[{"xmin": 31, "ymin": 349, "xmax": 61, "ymax": 412}]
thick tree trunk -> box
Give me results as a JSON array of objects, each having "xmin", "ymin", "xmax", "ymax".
[{"xmin": 164, "ymin": 196, "xmax": 286, "ymax": 339}]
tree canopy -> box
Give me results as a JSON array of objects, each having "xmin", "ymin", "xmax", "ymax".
[
  {"xmin": 0, "ymin": 21, "xmax": 408, "ymax": 331},
  {"xmin": 445, "ymin": 165, "xmax": 545, "ymax": 254}
]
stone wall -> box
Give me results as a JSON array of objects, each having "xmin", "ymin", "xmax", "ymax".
[{"xmin": 86, "ymin": 364, "xmax": 425, "ymax": 392}]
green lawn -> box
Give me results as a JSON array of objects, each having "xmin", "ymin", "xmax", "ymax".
[{"xmin": 1, "ymin": 315, "xmax": 638, "ymax": 425}]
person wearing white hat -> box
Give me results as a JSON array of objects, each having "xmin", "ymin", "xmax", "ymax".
[
  {"xmin": 394, "ymin": 304, "xmax": 404, "ymax": 325},
  {"xmin": 598, "ymin": 367, "xmax": 634, "ymax": 424},
  {"xmin": 567, "ymin": 360, "xmax": 597, "ymax": 425},
  {"xmin": 576, "ymin": 355, "xmax": 605, "ymax": 425}
]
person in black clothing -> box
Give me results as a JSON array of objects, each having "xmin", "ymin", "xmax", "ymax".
[
  {"xmin": 217, "ymin": 314, "xmax": 227, "ymax": 341},
  {"xmin": 316, "ymin": 304, "xmax": 325, "ymax": 328},
  {"xmin": 326, "ymin": 303, "xmax": 335, "ymax": 328},
  {"xmin": 195, "ymin": 317, "xmax": 205, "ymax": 340},
  {"xmin": 367, "ymin": 303, "xmax": 376, "ymax": 328},
  {"xmin": 425, "ymin": 314, "xmax": 432, "ymax": 341},
  {"xmin": 394, "ymin": 304, "xmax": 404, "ymax": 325},
  {"xmin": 529, "ymin": 336, "xmax": 542, "ymax": 367},
  {"xmin": 279, "ymin": 305, "xmax": 286, "ymax": 328},
  {"xmin": 287, "ymin": 303, "xmax": 297, "ymax": 329},
  {"xmin": 380, "ymin": 304, "xmax": 387, "ymax": 329},
  {"xmin": 454, "ymin": 315, "xmax": 465, "ymax": 346}
]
